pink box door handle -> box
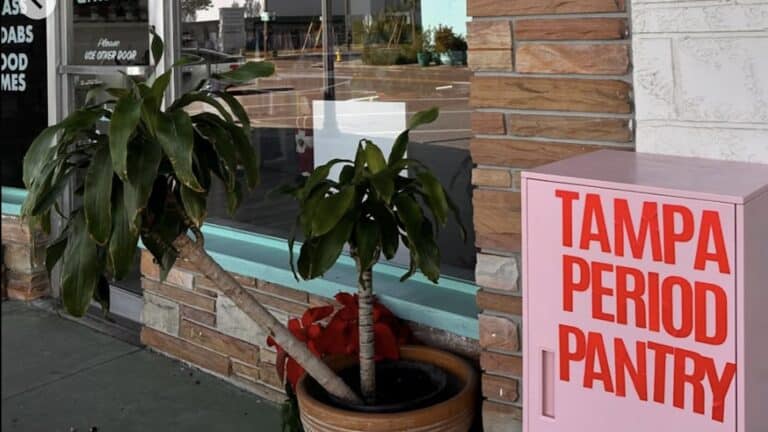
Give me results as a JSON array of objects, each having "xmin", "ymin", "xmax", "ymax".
[{"xmin": 543, "ymin": 350, "xmax": 555, "ymax": 419}]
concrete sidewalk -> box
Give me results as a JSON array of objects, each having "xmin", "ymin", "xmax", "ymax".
[{"xmin": 1, "ymin": 301, "xmax": 281, "ymax": 432}]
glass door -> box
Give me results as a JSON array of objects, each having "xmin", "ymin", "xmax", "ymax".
[{"xmin": 53, "ymin": 0, "xmax": 174, "ymax": 321}]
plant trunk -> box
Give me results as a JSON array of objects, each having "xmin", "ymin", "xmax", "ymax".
[
  {"xmin": 353, "ymin": 250, "xmax": 376, "ymax": 404},
  {"xmin": 172, "ymin": 233, "xmax": 362, "ymax": 405}
]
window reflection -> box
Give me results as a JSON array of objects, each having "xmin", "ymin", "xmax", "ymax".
[{"xmin": 179, "ymin": 0, "xmax": 474, "ymax": 280}]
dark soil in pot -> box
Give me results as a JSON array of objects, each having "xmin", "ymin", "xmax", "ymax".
[{"xmin": 304, "ymin": 360, "xmax": 463, "ymax": 414}]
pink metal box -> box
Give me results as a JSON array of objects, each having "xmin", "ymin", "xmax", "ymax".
[{"xmin": 522, "ymin": 150, "xmax": 768, "ymax": 432}]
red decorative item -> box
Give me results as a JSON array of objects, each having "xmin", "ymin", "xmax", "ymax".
[{"xmin": 267, "ymin": 293, "xmax": 412, "ymax": 389}]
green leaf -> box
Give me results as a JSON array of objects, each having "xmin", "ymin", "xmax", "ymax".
[
  {"xmin": 416, "ymin": 171, "xmax": 448, "ymax": 226},
  {"xmin": 394, "ymin": 194, "xmax": 422, "ymax": 239},
  {"xmin": 148, "ymin": 70, "xmax": 172, "ymax": 104},
  {"xmin": 136, "ymin": 82, "xmax": 152, "ymax": 97},
  {"xmin": 192, "ymin": 146, "xmax": 212, "ymax": 190},
  {"xmin": 45, "ymin": 233, "xmax": 68, "ymax": 275},
  {"xmin": 31, "ymin": 211, "xmax": 52, "ymax": 235},
  {"xmin": 288, "ymin": 215, "xmax": 301, "ymax": 281},
  {"xmin": 109, "ymin": 96, "xmax": 142, "ymax": 180},
  {"xmin": 84, "ymin": 84, "xmax": 105, "ymax": 106},
  {"xmin": 173, "ymin": 54, "xmax": 202, "ymax": 68},
  {"xmin": 363, "ymin": 140, "xmax": 386, "ymax": 174},
  {"xmin": 194, "ymin": 118, "xmax": 238, "ymax": 189},
  {"xmin": 108, "ymin": 185, "xmax": 139, "ymax": 280},
  {"xmin": 400, "ymin": 249, "xmax": 418, "ymax": 283},
  {"xmin": 150, "ymin": 28, "xmax": 164, "ymax": 66},
  {"xmin": 416, "ymin": 219, "xmax": 441, "ymax": 282},
  {"xmin": 300, "ymin": 159, "xmax": 351, "ymax": 200},
  {"xmin": 213, "ymin": 61, "xmax": 275, "ymax": 83},
  {"xmin": 84, "ymin": 145, "xmax": 114, "ymax": 244},
  {"xmin": 106, "ymin": 88, "xmax": 130, "ymax": 99},
  {"xmin": 388, "ymin": 108, "xmax": 439, "ymax": 166},
  {"xmin": 226, "ymin": 123, "xmax": 260, "ymax": 189},
  {"xmin": 60, "ymin": 213, "xmax": 105, "ymax": 317},
  {"xmin": 299, "ymin": 213, "xmax": 355, "ymax": 279},
  {"xmin": 339, "ymin": 165, "xmax": 355, "ymax": 184},
  {"xmin": 124, "ymin": 138, "xmax": 162, "ymax": 231},
  {"xmin": 296, "ymin": 240, "xmax": 315, "ymax": 280},
  {"xmin": 59, "ymin": 107, "xmax": 108, "ymax": 132},
  {"xmin": 394, "ymin": 194, "xmax": 440, "ymax": 283},
  {"xmin": 155, "ymin": 110, "xmax": 204, "ymax": 192},
  {"xmin": 369, "ymin": 170, "xmax": 395, "ymax": 204},
  {"xmin": 355, "ymin": 220, "xmax": 380, "ymax": 271},
  {"xmin": 226, "ymin": 181, "xmax": 244, "ymax": 216},
  {"xmin": 21, "ymin": 158, "xmax": 56, "ymax": 216},
  {"xmin": 180, "ymin": 184, "xmax": 208, "ymax": 227},
  {"xmin": 140, "ymin": 197, "xmax": 184, "ymax": 282},
  {"xmin": 446, "ymin": 191, "xmax": 468, "ymax": 242},
  {"xmin": 388, "ymin": 130, "xmax": 409, "ymax": 166},
  {"xmin": 299, "ymin": 183, "xmax": 332, "ymax": 235},
  {"xmin": 159, "ymin": 249, "xmax": 178, "ymax": 282},
  {"xmin": 23, "ymin": 159, "xmax": 64, "ymax": 217},
  {"xmin": 170, "ymin": 92, "xmax": 234, "ymax": 123},
  {"xmin": 388, "ymin": 157, "xmax": 430, "ymax": 173},
  {"xmin": 408, "ymin": 107, "xmax": 439, "ymax": 130},
  {"xmin": 140, "ymin": 231, "xmax": 178, "ymax": 283},
  {"xmin": 216, "ymin": 91, "xmax": 251, "ymax": 134},
  {"xmin": 354, "ymin": 142, "xmax": 366, "ymax": 179},
  {"xmin": 311, "ymin": 187, "xmax": 356, "ymax": 237},
  {"xmin": 370, "ymin": 203, "xmax": 398, "ymax": 260},
  {"xmin": 22, "ymin": 125, "xmax": 61, "ymax": 189}
]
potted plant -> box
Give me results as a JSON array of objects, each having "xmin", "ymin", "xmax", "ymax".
[
  {"xmin": 450, "ymin": 34, "xmax": 468, "ymax": 66},
  {"xmin": 433, "ymin": 25, "xmax": 453, "ymax": 65},
  {"xmin": 275, "ymin": 109, "xmax": 478, "ymax": 431},
  {"xmin": 434, "ymin": 26, "xmax": 467, "ymax": 66},
  {"xmin": 23, "ymin": 31, "xmax": 477, "ymax": 431},
  {"xmin": 415, "ymin": 29, "xmax": 433, "ymax": 67},
  {"xmin": 21, "ymin": 31, "xmax": 362, "ymax": 406}
]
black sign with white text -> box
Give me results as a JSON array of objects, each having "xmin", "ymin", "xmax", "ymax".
[
  {"xmin": 71, "ymin": 0, "xmax": 149, "ymax": 66},
  {"xmin": 1, "ymin": 0, "xmax": 47, "ymax": 187}
]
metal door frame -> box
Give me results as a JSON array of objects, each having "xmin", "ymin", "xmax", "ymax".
[{"xmin": 48, "ymin": 0, "xmax": 179, "ymax": 320}]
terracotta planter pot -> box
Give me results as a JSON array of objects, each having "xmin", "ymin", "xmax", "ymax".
[{"xmin": 296, "ymin": 345, "xmax": 478, "ymax": 432}]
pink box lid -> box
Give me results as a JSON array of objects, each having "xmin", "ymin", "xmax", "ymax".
[{"xmin": 522, "ymin": 150, "xmax": 768, "ymax": 204}]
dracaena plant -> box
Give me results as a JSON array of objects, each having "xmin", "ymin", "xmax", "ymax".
[
  {"xmin": 285, "ymin": 107, "xmax": 466, "ymax": 403},
  {"xmin": 21, "ymin": 31, "xmax": 361, "ymax": 405}
]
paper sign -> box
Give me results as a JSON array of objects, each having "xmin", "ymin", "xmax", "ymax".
[{"xmin": 312, "ymin": 100, "xmax": 406, "ymax": 180}]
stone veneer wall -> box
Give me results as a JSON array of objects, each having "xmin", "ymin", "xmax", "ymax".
[
  {"xmin": 467, "ymin": 1, "xmax": 635, "ymax": 430},
  {"xmin": 631, "ymin": 0, "xmax": 768, "ymax": 162},
  {"xmin": 139, "ymin": 250, "xmax": 479, "ymax": 403},
  {"xmin": 1, "ymin": 214, "xmax": 49, "ymax": 301}
]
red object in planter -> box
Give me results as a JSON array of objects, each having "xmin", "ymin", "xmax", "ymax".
[
  {"xmin": 521, "ymin": 150, "xmax": 768, "ymax": 432},
  {"xmin": 267, "ymin": 293, "xmax": 412, "ymax": 389}
]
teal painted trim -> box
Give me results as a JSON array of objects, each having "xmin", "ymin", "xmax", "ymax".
[
  {"xmin": 201, "ymin": 224, "xmax": 479, "ymax": 296},
  {"xmin": 149, "ymin": 223, "xmax": 479, "ymax": 339},
  {"xmin": 1, "ymin": 187, "xmax": 479, "ymax": 337},
  {"xmin": 1, "ymin": 187, "xmax": 27, "ymax": 216}
]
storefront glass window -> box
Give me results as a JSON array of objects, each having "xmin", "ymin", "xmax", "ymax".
[{"xmin": 177, "ymin": 0, "xmax": 474, "ymax": 280}]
